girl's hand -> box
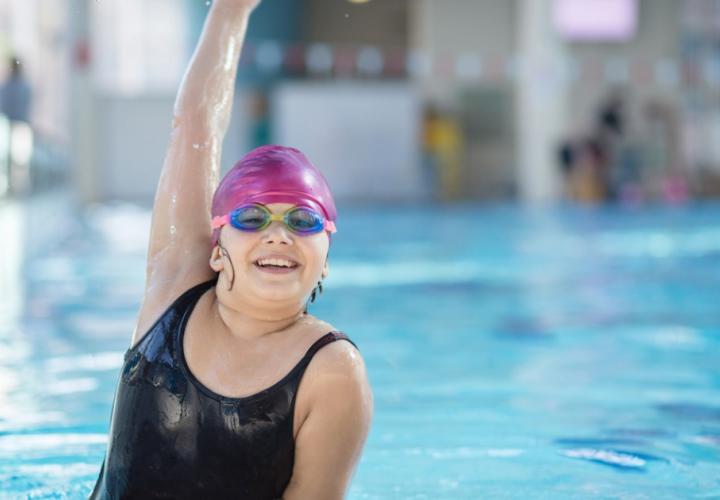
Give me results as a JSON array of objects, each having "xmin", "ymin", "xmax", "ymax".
[{"xmin": 213, "ymin": 0, "xmax": 262, "ymax": 13}]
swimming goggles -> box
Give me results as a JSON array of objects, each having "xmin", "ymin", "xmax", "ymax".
[{"xmin": 211, "ymin": 203, "xmax": 337, "ymax": 236}]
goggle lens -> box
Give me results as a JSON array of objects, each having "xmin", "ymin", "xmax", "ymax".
[
  {"xmin": 287, "ymin": 207, "xmax": 324, "ymax": 233},
  {"xmin": 232, "ymin": 205, "xmax": 268, "ymax": 230}
]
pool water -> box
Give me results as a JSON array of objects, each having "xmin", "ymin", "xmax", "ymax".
[{"xmin": 1, "ymin": 192, "xmax": 719, "ymax": 499}]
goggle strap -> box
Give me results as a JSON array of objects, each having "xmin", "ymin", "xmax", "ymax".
[{"xmin": 211, "ymin": 215, "xmax": 229, "ymax": 229}]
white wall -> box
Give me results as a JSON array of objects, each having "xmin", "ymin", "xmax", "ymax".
[
  {"xmin": 95, "ymin": 94, "xmax": 172, "ymax": 201},
  {"xmin": 409, "ymin": 0, "xmax": 516, "ymax": 104},
  {"xmin": 272, "ymin": 81, "xmax": 423, "ymax": 201},
  {"xmin": 410, "ymin": 0, "xmax": 516, "ymax": 56},
  {"xmin": 89, "ymin": 91, "xmax": 249, "ymax": 202}
]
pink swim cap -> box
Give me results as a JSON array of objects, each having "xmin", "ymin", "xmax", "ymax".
[{"xmin": 210, "ymin": 145, "xmax": 337, "ymax": 247}]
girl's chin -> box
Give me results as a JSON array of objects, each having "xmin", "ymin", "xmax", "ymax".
[
  {"xmin": 248, "ymin": 282, "xmax": 304, "ymax": 300},
  {"xmin": 255, "ymin": 288, "xmax": 302, "ymax": 309}
]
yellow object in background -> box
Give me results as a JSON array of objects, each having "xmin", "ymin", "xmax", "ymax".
[{"xmin": 424, "ymin": 112, "xmax": 463, "ymax": 200}]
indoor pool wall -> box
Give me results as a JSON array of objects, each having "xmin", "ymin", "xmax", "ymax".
[{"xmin": 1, "ymin": 192, "xmax": 719, "ymax": 499}]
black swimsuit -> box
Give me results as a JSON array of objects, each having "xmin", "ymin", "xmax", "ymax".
[{"xmin": 89, "ymin": 278, "xmax": 357, "ymax": 500}]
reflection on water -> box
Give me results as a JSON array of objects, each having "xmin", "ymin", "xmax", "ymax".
[
  {"xmin": 0, "ymin": 200, "xmax": 22, "ymax": 329},
  {"xmin": 1, "ymin": 192, "xmax": 719, "ymax": 498}
]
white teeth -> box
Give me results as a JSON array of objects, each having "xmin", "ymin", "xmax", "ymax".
[{"xmin": 256, "ymin": 258, "xmax": 296, "ymax": 268}]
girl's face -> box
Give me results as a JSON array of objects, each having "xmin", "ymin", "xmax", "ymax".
[{"xmin": 210, "ymin": 203, "xmax": 330, "ymax": 307}]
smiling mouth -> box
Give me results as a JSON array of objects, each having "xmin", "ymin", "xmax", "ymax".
[
  {"xmin": 254, "ymin": 260, "xmax": 299, "ymax": 268},
  {"xmin": 253, "ymin": 260, "xmax": 300, "ymax": 273}
]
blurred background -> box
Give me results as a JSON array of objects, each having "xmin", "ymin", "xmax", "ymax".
[
  {"xmin": 1, "ymin": 1, "xmax": 720, "ymax": 498},
  {"xmin": 1, "ymin": 0, "xmax": 719, "ymax": 204}
]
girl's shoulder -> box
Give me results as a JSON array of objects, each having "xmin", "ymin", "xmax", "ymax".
[
  {"xmin": 299, "ymin": 316, "xmax": 364, "ymax": 381},
  {"xmin": 299, "ymin": 315, "xmax": 356, "ymax": 348},
  {"xmin": 300, "ymin": 314, "xmax": 339, "ymax": 335}
]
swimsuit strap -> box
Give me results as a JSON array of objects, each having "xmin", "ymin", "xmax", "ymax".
[
  {"xmin": 125, "ymin": 277, "xmax": 218, "ymax": 360},
  {"xmin": 304, "ymin": 331, "xmax": 358, "ymax": 359}
]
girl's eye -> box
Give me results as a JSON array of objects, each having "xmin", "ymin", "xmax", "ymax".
[
  {"xmin": 236, "ymin": 207, "xmax": 267, "ymax": 226},
  {"xmin": 289, "ymin": 209, "xmax": 321, "ymax": 229}
]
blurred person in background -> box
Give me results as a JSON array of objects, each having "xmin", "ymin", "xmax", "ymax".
[
  {"xmin": 594, "ymin": 88, "xmax": 637, "ymax": 203},
  {"xmin": 598, "ymin": 90, "xmax": 689, "ymax": 205},
  {"xmin": 559, "ymin": 137, "xmax": 608, "ymax": 203},
  {"xmin": 0, "ymin": 55, "xmax": 33, "ymax": 195},
  {"xmin": 0, "ymin": 56, "xmax": 31, "ymax": 123},
  {"xmin": 559, "ymin": 88, "xmax": 647, "ymax": 205},
  {"xmin": 422, "ymin": 103, "xmax": 463, "ymax": 200},
  {"xmin": 641, "ymin": 98, "xmax": 689, "ymax": 204},
  {"xmin": 89, "ymin": 1, "xmax": 372, "ymax": 499}
]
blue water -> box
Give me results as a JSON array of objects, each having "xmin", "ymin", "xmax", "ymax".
[{"xmin": 1, "ymin": 192, "xmax": 719, "ymax": 499}]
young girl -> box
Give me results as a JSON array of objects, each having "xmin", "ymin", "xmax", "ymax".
[{"xmin": 89, "ymin": 1, "xmax": 373, "ymax": 498}]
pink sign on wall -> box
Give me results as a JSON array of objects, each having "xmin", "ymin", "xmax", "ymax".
[{"xmin": 553, "ymin": 0, "xmax": 638, "ymax": 41}]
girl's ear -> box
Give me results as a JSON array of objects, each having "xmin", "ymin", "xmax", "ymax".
[{"xmin": 209, "ymin": 245, "xmax": 224, "ymax": 272}]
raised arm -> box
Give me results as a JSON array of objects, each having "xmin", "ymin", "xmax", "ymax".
[{"xmin": 132, "ymin": 0, "xmax": 260, "ymax": 345}]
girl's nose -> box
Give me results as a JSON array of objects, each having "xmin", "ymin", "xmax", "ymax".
[{"xmin": 262, "ymin": 220, "xmax": 293, "ymax": 244}]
